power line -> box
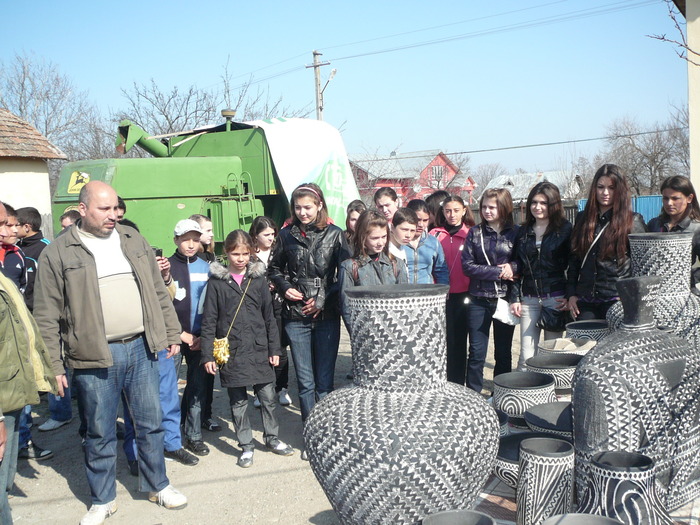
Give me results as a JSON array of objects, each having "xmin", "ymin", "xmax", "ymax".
[{"xmin": 357, "ymin": 126, "xmax": 689, "ymax": 162}]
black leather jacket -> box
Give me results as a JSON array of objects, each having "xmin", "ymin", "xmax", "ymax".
[
  {"xmin": 267, "ymin": 223, "xmax": 351, "ymax": 320},
  {"xmin": 567, "ymin": 210, "xmax": 647, "ymax": 301},
  {"xmin": 509, "ymin": 221, "xmax": 572, "ymax": 302},
  {"xmin": 461, "ymin": 223, "xmax": 519, "ymax": 298}
]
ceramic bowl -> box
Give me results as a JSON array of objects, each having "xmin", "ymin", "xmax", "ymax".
[
  {"xmin": 565, "ymin": 320, "xmax": 610, "ymax": 341},
  {"xmin": 538, "ymin": 337, "xmax": 597, "ymax": 357},
  {"xmin": 524, "ymin": 401, "xmax": 573, "ymax": 439},
  {"xmin": 525, "ymin": 354, "xmax": 583, "ymax": 395},
  {"xmin": 422, "ymin": 509, "xmax": 495, "ymax": 525},
  {"xmin": 541, "ymin": 514, "xmax": 623, "ymax": 525},
  {"xmin": 493, "ymin": 371, "xmax": 557, "ymax": 428},
  {"xmin": 493, "ymin": 431, "xmax": 551, "ymax": 489}
]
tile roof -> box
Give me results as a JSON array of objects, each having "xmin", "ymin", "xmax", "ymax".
[
  {"xmin": 481, "ymin": 170, "xmax": 582, "ymax": 201},
  {"xmin": 351, "ymin": 150, "xmax": 441, "ymax": 180},
  {"xmin": 0, "ymin": 108, "xmax": 66, "ymax": 160}
]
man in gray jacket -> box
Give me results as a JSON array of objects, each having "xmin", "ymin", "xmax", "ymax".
[{"xmin": 34, "ymin": 181, "xmax": 187, "ymax": 525}]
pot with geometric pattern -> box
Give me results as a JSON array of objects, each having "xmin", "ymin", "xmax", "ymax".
[
  {"xmin": 493, "ymin": 371, "xmax": 557, "ymax": 429},
  {"xmin": 303, "ymin": 285, "xmax": 499, "ymax": 525}
]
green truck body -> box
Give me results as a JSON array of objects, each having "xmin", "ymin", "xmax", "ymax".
[{"xmin": 53, "ymin": 117, "xmax": 358, "ymax": 252}]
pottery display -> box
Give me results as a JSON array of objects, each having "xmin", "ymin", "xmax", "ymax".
[
  {"xmin": 565, "ymin": 320, "xmax": 609, "ymax": 341},
  {"xmin": 493, "ymin": 431, "xmax": 552, "ymax": 489},
  {"xmin": 541, "ymin": 514, "xmax": 623, "ymax": 525},
  {"xmin": 577, "ymin": 451, "xmax": 673, "ymax": 525},
  {"xmin": 496, "ymin": 409, "xmax": 509, "ymax": 437},
  {"xmin": 524, "ymin": 401, "xmax": 573, "ymax": 440},
  {"xmin": 421, "ymin": 509, "xmax": 495, "ymax": 525},
  {"xmin": 524, "ymin": 354, "xmax": 582, "ymax": 396},
  {"xmin": 537, "ymin": 337, "xmax": 596, "ymax": 357},
  {"xmin": 516, "ymin": 438, "xmax": 574, "ymax": 525},
  {"xmin": 303, "ymin": 285, "xmax": 499, "ymax": 525},
  {"xmin": 607, "ymin": 232, "xmax": 700, "ymax": 350},
  {"xmin": 572, "ymin": 276, "xmax": 700, "ymax": 510},
  {"xmin": 493, "ymin": 371, "xmax": 557, "ymax": 428}
]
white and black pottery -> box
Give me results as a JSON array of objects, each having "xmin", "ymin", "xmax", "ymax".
[
  {"xmin": 565, "ymin": 320, "xmax": 610, "ymax": 341},
  {"xmin": 421, "ymin": 509, "xmax": 495, "ymax": 525},
  {"xmin": 516, "ymin": 437, "xmax": 575, "ymax": 525},
  {"xmin": 496, "ymin": 408, "xmax": 509, "ymax": 437},
  {"xmin": 493, "ymin": 371, "xmax": 557, "ymax": 428},
  {"xmin": 524, "ymin": 401, "xmax": 573, "ymax": 440},
  {"xmin": 572, "ymin": 276, "xmax": 700, "ymax": 510},
  {"xmin": 541, "ymin": 514, "xmax": 623, "ymax": 525},
  {"xmin": 303, "ymin": 285, "xmax": 499, "ymax": 525},
  {"xmin": 537, "ymin": 337, "xmax": 596, "ymax": 357},
  {"xmin": 577, "ymin": 451, "xmax": 673, "ymax": 525},
  {"xmin": 494, "ymin": 431, "xmax": 553, "ymax": 489},
  {"xmin": 525, "ymin": 354, "xmax": 583, "ymax": 396}
]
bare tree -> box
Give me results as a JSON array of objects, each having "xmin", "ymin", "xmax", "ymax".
[
  {"xmin": 472, "ymin": 163, "xmax": 508, "ymax": 195},
  {"xmin": 649, "ymin": 0, "xmax": 700, "ymax": 66}
]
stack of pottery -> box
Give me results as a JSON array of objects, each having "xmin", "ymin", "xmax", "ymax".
[
  {"xmin": 565, "ymin": 320, "xmax": 610, "ymax": 341},
  {"xmin": 493, "ymin": 371, "xmax": 557, "ymax": 428},
  {"xmin": 538, "ymin": 337, "xmax": 596, "ymax": 357},
  {"xmin": 493, "ymin": 432, "xmax": 551, "ymax": 489},
  {"xmin": 524, "ymin": 401, "xmax": 573, "ymax": 440},
  {"xmin": 525, "ymin": 354, "xmax": 583, "ymax": 396},
  {"xmin": 572, "ymin": 276, "xmax": 700, "ymax": 510},
  {"xmin": 303, "ymin": 285, "xmax": 500, "ymax": 525}
]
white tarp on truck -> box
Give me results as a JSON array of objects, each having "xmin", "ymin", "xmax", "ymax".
[{"xmin": 248, "ymin": 117, "xmax": 360, "ymax": 226}]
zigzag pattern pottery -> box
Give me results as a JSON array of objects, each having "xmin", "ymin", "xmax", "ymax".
[{"xmin": 303, "ymin": 285, "xmax": 499, "ymax": 525}]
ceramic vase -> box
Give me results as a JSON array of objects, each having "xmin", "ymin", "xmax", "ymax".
[
  {"xmin": 493, "ymin": 371, "xmax": 557, "ymax": 428},
  {"xmin": 516, "ymin": 437, "xmax": 575, "ymax": 525},
  {"xmin": 421, "ymin": 509, "xmax": 495, "ymax": 525},
  {"xmin": 572, "ymin": 276, "xmax": 700, "ymax": 510},
  {"xmin": 577, "ymin": 451, "xmax": 673, "ymax": 525},
  {"xmin": 565, "ymin": 320, "xmax": 610, "ymax": 341},
  {"xmin": 525, "ymin": 354, "xmax": 583, "ymax": 396},
  {"xmin": 303, "ymin": 285, "xmax": 499, "ymax": 525},
  {"xmin": 607, "ymin": 232, "xmax": 700, "ymax": 350}
]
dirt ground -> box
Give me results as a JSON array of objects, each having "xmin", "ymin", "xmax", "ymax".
[{"xmin": 10, "ymin": 326, "xmax": 510, "ymax": 525}]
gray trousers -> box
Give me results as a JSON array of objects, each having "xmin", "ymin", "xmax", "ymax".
[{"xmin": 227, "ymin": 382, "xmax": 279, "ymax": 451}]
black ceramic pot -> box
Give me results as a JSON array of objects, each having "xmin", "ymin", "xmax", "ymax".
[
  {"xmin": 541, "ymin": 514, "xmax": 623, "ymax": 525},
  {"xmin": 493, "ymin": 371, "xmax": 557, "ymax": 428},
  {"xmin": 493, "ymin": 431, "xmax": 553, "ymax": 489},
  {"xmin": 422, "ymin": 509, "xmax": 495, "ymax": 525},
  {"xmin": 538, "ymin": 337, "xmax": 596, "ymax": 357},
  {"xmin": 572, "ymin": 276, "xmax": 700, "ymax": 510},
  {"xmin": 304, "ymin": 285, "xmax": 500, "ymax": 525},
  {"xmin": 525, "ymin": 354, "xmax": 583, "ymax": 396},
  {"xmin": 524, "ymin": 401, "xmax": 573, "ymax": 439},
  {"xmin": 577, "ymin": 451, "xmax": 673, "ymax": 525},
  {"xmin": 517, "ymin": 437, "xmax": 575, "ymax": 525},
  {"xmin": 495, "ymin": 408, "xmax": 509, "ymax": 437},
  {"xmin": 565, "ymin": 320, "xmax": 610, "ymax": 341}
]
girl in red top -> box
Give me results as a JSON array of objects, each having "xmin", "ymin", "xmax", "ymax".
[{"xmin": 429, "ymin": 195, "xmax": 476, "ymax": 385}]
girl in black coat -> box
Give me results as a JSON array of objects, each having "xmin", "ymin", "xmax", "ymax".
[{"xmin": 202, "ymin": 230, "xmax": 294, "ymax": 468}]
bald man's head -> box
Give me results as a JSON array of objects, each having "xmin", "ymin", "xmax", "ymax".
[{"xmin": 78, "ymin": 181, "xmax": 119, "ymax": 238}]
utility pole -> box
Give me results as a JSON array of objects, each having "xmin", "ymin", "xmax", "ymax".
[{"xmin": 306, "ymin": 50, "xmax": 331, "ymax": 120}]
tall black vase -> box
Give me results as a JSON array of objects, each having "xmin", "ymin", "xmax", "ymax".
[
  {"xmin": 572, "ymin": 275, "xmax": 700, "ymax": 510},
  {"xmin": 303, "ymin": 285, "xmax": 499, "ymax": 525}
]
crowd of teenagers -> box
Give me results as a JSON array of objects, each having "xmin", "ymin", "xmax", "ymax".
[{"xmin": 1, "ymin": 165, "xmax": 699, "ymax": 522}]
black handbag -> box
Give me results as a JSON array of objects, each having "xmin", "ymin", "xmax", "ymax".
[{"xmin": 536, "ymin": 305, "xmax": 568, "ymax": 332}]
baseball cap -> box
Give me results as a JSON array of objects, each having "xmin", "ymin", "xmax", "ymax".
[{"xmin": 174, "ymin": 219, "xmax": 203, "ymax": 237}]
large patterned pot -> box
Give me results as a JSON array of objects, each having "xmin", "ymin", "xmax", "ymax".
[
  {"xmin": 493, "ymin": 371, "xmax": 557, "ymax": 428},
  {"xmin": 577, "ymin": 451, "xmax": 673, "ymax": 525},
  {"xmin": 572, "ymin": 276, "xmax": 700, "ymax": 510},
  {"xmin": 303, "ymin": 285, "xmax": 499, "ymax": 525},
  {"xmin": 516, "ymin": 437, "xmax": 575, "ymax": 525},
  {"xmin": 607, "ymin": 232, "xmax": 700, "ymax": 351}
]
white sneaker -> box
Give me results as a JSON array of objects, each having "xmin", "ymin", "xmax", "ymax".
[
  {"xmin": 148, "ymin": 484, "xmax": 187, "ymax": 509},
  {"xmin": 278, "ymin": 388, "xmax": 292, "ymax": 406},
  {"xmin": 253, "ymin": 396, "xmax": 261, "ymax": 408},
  {"xmin": 38, "ymin": 418, "xmax": 71, "ymax": 432},
  {"xmin": 80, "ymin": 501, "xmax": 117, "ymax": 525}
]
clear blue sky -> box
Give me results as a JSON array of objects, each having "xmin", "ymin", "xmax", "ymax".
[{"xmin": 1, "ymin": 0, "xmax": 688, "ymax": 172}]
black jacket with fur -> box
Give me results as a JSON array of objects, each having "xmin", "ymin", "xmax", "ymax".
[{"xmin": 200, "ymin": 260, "xmax": 280, "ymax": 388}]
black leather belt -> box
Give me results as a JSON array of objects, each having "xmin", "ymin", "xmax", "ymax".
[{"xmin": 108, "ymin": 333, "xmax": 143, "ymax": 345}]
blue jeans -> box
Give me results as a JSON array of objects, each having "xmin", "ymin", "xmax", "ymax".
[
  {"xmin": 48, "ymin": 368, "xmax": 73, "ymax": 422},
  {"xmin": 284, "ymin": 318, "xmax": 340, "ymax": 422},
  {"xmin": 124, "ymin": 349, "xmax": 183, "ymax": 460},
  {"xmin": 74, "ymin": 336, "xmax": 168, "ymax": 504},
  {"xmin": 0, "ymin": 409, "xmax": 20, "ymax": 524},
  {"xmin": 18, "ymin": 405, "xmax": 32, "ymax": 449},
  {"xmin": 466, "ymin": 296, "xmax": 515, "ymax": 393}
]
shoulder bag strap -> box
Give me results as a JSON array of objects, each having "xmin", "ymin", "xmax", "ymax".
[
  {"xmin": 480, "ymin": 228, "xmax": 501, "ymax": 297},
  {"xmin": 580, "ymin": 223, "xmax": 609, "ymax": 269}
]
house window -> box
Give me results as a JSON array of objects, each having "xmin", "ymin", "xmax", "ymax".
[{"xmin": 430, "ymin": 165, "xmax": 444, "ymax": 188}]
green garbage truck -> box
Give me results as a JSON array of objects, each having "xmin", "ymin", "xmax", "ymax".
[{"xmin": 52, "ymin": 114, "xmax": 359, "ymax": 252}]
